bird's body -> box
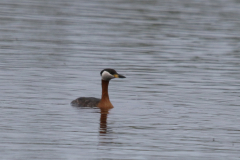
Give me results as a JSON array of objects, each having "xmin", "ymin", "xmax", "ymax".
[
  {"xmin": 71, "ymin": 97, "xmax": 100, "ymax": 107},
  {"xmin": 71, "ymin": 68, "xmax": 125, "ymax": 109}
]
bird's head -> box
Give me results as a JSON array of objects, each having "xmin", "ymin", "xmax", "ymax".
[{"xmin": 100, "ymin": 68, "xmax": 126, "ymax": 81}]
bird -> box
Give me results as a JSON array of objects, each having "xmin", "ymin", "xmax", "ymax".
[{"xmin": 71, "ymin": 68, "xmax": 126, "ymax": 109}]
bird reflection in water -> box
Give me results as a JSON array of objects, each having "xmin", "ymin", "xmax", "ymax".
[
  {"xmin": 99, "ymin": 108, "xmax": 111, "ymax": 135},
  {"xmin": 98, "ymin": 108, "xmax": 115, "ymax": 146}
]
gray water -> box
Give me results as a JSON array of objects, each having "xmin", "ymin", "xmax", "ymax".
[{"xmin": 1, "ymin": 0, "xmax": 240, "ymax": 159}]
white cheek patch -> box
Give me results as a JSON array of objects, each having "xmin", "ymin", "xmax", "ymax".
[{"xmin": 101, "ymin": 71, "xmax": 114, "ymax": 80}]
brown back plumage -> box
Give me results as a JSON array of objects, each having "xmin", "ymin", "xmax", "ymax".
[{"xmin": 71, "ymin": 97, "xmax": 100, "ymax": 107}]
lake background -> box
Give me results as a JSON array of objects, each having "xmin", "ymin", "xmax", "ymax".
[{"xmin": 0, "ymin": 0, "xmax": 240, "ymax": 159}]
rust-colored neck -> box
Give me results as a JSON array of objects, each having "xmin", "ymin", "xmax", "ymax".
[
  {"xmin": 97, "ymin": 80, "xmax": 113, "ymax": 109},
  {"xmin": 101, "ymin": 80, "xmax": 109, "ymax": 100}
]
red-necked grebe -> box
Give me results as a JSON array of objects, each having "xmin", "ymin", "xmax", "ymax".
[{"xmin": 71, "ymin": 68, "xmax": 126, "ymax": 109}]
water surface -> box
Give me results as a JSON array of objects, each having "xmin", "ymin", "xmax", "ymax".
[{"xmin": 1, "ymin": 0, "xmax": 240, "ymax": 159}]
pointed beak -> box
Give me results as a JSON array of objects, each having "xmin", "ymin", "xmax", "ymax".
[{"xmin": 114, "ymin": 74, "xmax": 126, "ymax": 78}]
